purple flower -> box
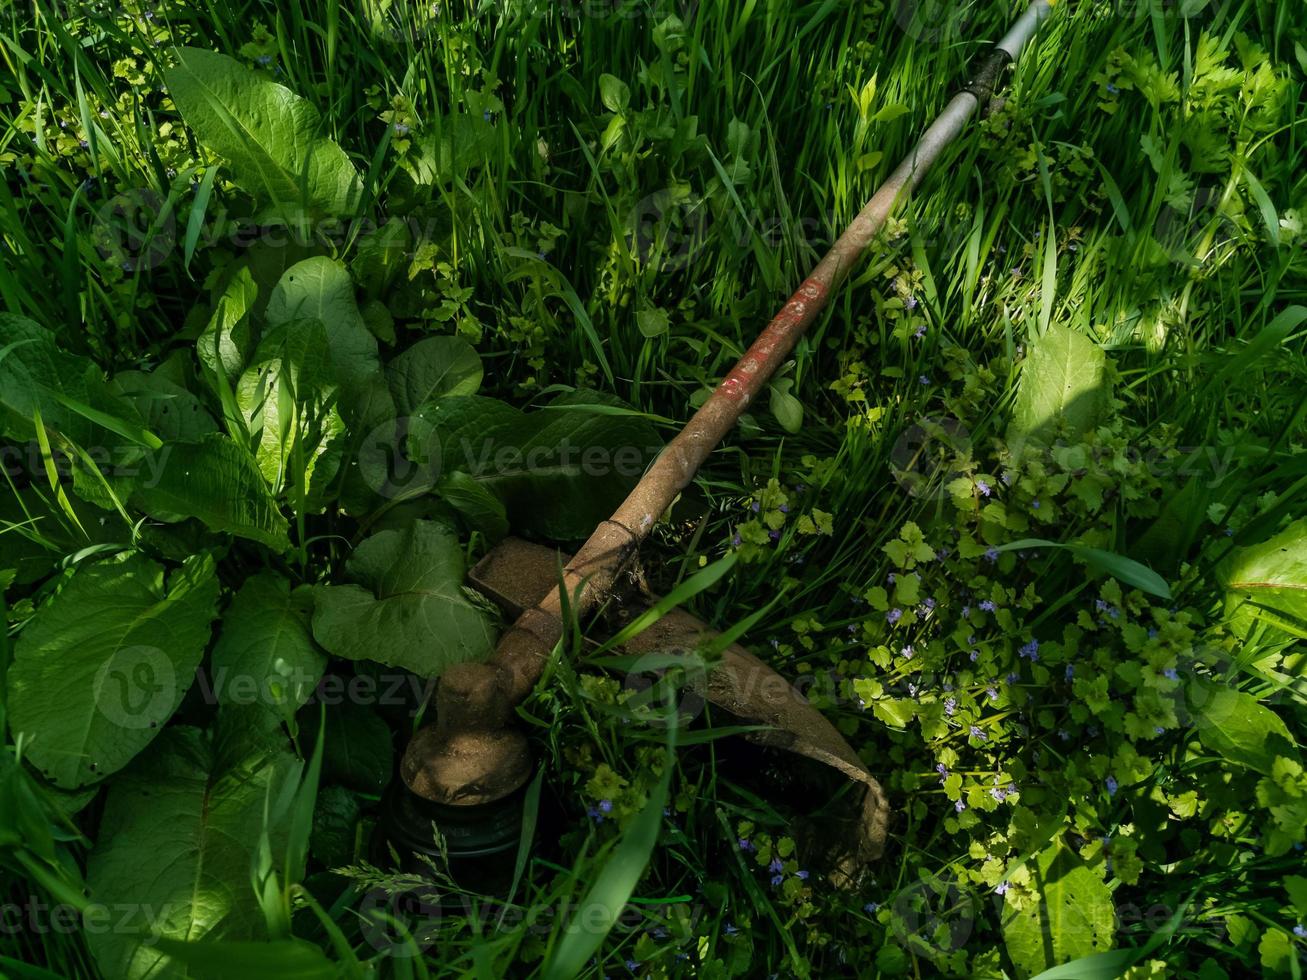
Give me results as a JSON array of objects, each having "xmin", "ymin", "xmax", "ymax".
[
  {"xmin": 979, "ymin": 600, "xmax": 997, "ymax": 612},
  {"xmin": 936, "ymin": 762, "xmax": 949, "ymax": 778},
  {"xmin": 751, "ymin": 500, "xmax": 761, "ymax": 513},
  {"xmin": 796, "ymin": 869, "xmax": 810, "ymax": 881},
  {"xmin": 1031, "ymin": 499, "xmax": 1040, "ymax": 510},
  {"xmin": 924, "ymin": 597, "xmax": 937, "ymax": 610},
  {"xmin": 905, "ymin": 295, "xmax": 919, "ymax": 311},
  {"xmin": 977, "ymin": 480, "xmax": 992, "ymax": 497},
  {"xmin": 984, "ymin": 547, "xmax": 1000, "ymax": 563},
  {"xmin": 944, "ymin": 698, "xmax": 957, "ymax": 716},
  {"xmin": 725, "ymin": 922, "xmax": 738, "ymax": 935},
  {"xmin": 1105, "ymin": 775, "xmax": 1118, "ymax": 796},
  {"xmin": 738, "ymin": 838, "xmax": 754, "ymax": 852},
  {"xmin": 1005, "ymin": 672, "xmax": 1018, "ymax": 685},
  {"xmin": 970, "ymin": 650, "xmax": 980, "ymax": 662},
  {"xmin": 970, "ymin": 725, "xmax": 986, "ymax": 740},
  {"xmin": 1019, "ymin": 639, "xmax": 1039, "ymax": 661},
  {"xmin": 990, "ymin": 786, "xmax": 1007, "ymax": 802},
  {"xmin": 779, "ymin": 503, "xmax": 789, "ymax": 513},
  {"xmin": 732, "ymin": 532, "xmax": 742, "ymax": 547},
  {"xmin": 599, "ymin": 799, "xmax": 613, "ymax": 813},
  {"xmin": 918, "ymin": 375, "xmax": 931, "ymax": 386},
  {"xmin": 995, "ymin": 881, "xmax": 1009, "ymax": 895},
  {"xmin": 1106, "ymin": 82, "xmax": 1120, "ymax": 94},
  {"xmin": 1001, "ymin": 470, "xmax": 1013, "ymax": 485},
  {"xmin": 1295, "ymin": 925, "xmax": 1307, "ymax": 938},
  {"xmin": 1058, "ymin": 728, "xmax": 1070, "ymax": 741},
  {"xmin": 864, "ymin": 902, "xmax": 879, "ymax": 914},
  {"xmin": 770, "ymin": 874, "xmax": 784, "ymax": 887},
  {"xmin": 913, "ymin": 322, "xmax": 926, "ymax": 338},
  {"xmin": 587, "ymin": 807, "xmax": 604, "ymax": 823},
  {"xmin": 887, "ymin": 572, "xmax": 897, "ymax": 585},
  {"xmin": 768, "ymin": 530, "xmax": 781, "ymax": 541},
  {"xmin": 987, "ymin": 687, "xmax": 999, "ymax": 701},
  {"xmin": 483, "ymin": 109, "xmax": 493, "ymax": 121},
  {"xmin": 954, "ymin": 798, "xmax": 966, "ymax": 812},
  {"xmin": 1064, "ymin": 664, "xmax": 1074, "ymax": 680},
  {"xmin": 1154, "ymin": 726, "xmax": 1165, "ymax": 734},
  {"xmin": 256, "ymin": 54, "xmax": 273, "ymax": 66},
  {"xmin": 901, "ymin": 645, "xmax": 915, "ymax": 660},
  {"xmin": 769, "ymin": 857, "xmax": 784, "ymax": 873},
  {"xmin": 887, "ymin": 608, "xmax": 902, "ymax": 625},
  {"xmin": 1163, "ymin": 667, "xmax": 1179, "ymax": 681}
]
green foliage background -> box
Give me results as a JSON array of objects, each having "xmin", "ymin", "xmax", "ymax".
[{"xmin": 0, "ymin": 0, "xmax": 1305, "ymax": 977}]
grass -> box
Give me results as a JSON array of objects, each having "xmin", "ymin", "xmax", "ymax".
[{"xmin": 1, "ymin": 0, "xmax": 1306, "ymax": 977}]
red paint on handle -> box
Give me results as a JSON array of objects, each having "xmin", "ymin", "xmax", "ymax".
[{"xmin": 717, "ymin": 277, "xmax": 830, "ymax": 401}]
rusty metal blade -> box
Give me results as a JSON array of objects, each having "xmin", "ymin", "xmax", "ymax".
[{"xmin": 469, "ymin": 538, "xmax": 889, "ymax": 881}]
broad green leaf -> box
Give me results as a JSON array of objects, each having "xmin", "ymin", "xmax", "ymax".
[
  {"xmin": 438, "ymin": 470, "xmax": 510, "ymax": 541},
  {"xmin": 152, "ymin": 939, "xmax": 337, "ymax": 980},
  {"xmin": 131, "ymin": 434, "xmax": 290, "ymax": 550},
  {"xmin": 197, "ymin": 267, "xmax": 258, "ymax": 385},
  {"xmin": 86, "ymin": 723, "xmax": 299, "ymax": 980},
  {"xmin": 405, "ymin": 113, "xmax": 497, "ymax": 185},
  {"xmin": 635, "ymin": 307, "xmax": 669, "ymax": 339},
  {"xmin": 265, "ymin": 257, "xmax": 380, "ymax": 395},
  {"xmin": 1187, "ymin": 679, "xmax": 1297, "ymax": 775},
  {"xmin": 599, "ymin": 73, "xmax": 631, "ymax": 112},
  {"xmin": 8, "ymin": 553, "xmax": 219, "ymax": 788},
  {"xmin": 236, "ymin": 317, "xmax": 340, "ymax": 491},
  {"xmin": 352, "ymin": 218, "xmax": 412, "ymax": 299},
  {"xmin": 994, "ymin": 539, "xmax": 1171, "ymax": 600},
  {"xmin": 871, "ymin": 699, "xmax": 916, "ymax": 729},
  {"xmin": 309, "ymin": 701, "xmax": 392, "ymax": 796},
  {"xmin": 165, "ymin": 48, "xmax": 361, "ymax": 221},
  {"xmin": 311, "ymin": 784, "xmax": 361, "ymax": 869},
  {"xmin": 209, "ymin": 574, "xmax": 325, "ymax": 725},
  {"xmin": 424, "ymin": 390, "xmax": 661, "ymax": 540},
  {"xmin": 386, "ymin": 335, "xmax": 483, "ymax": 415},
  {"xmin": 311, "ymin": 520, "xmax": 496, "ymax": 677},
  {"xmin": 0, "ymin": 313, "xmax": 145, "ymax": 450},
  {"xmin": 1218, "ymin": 518, "xmax": 1307, "ymax": 638},
  {"xmin": 769, "ymin": 378, "xmax": 804, "ymax": 434},
  {"xmin": 1002, "ymin": 841, "xmax": 1116, "ymax": 978},
  {"xmin": 1009, "ymin": 324, "xmax": 1110, "ymax": 451},
  {"xmin": 116, "ymin": 370, "xmax": 218, "ymax": 444}
]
